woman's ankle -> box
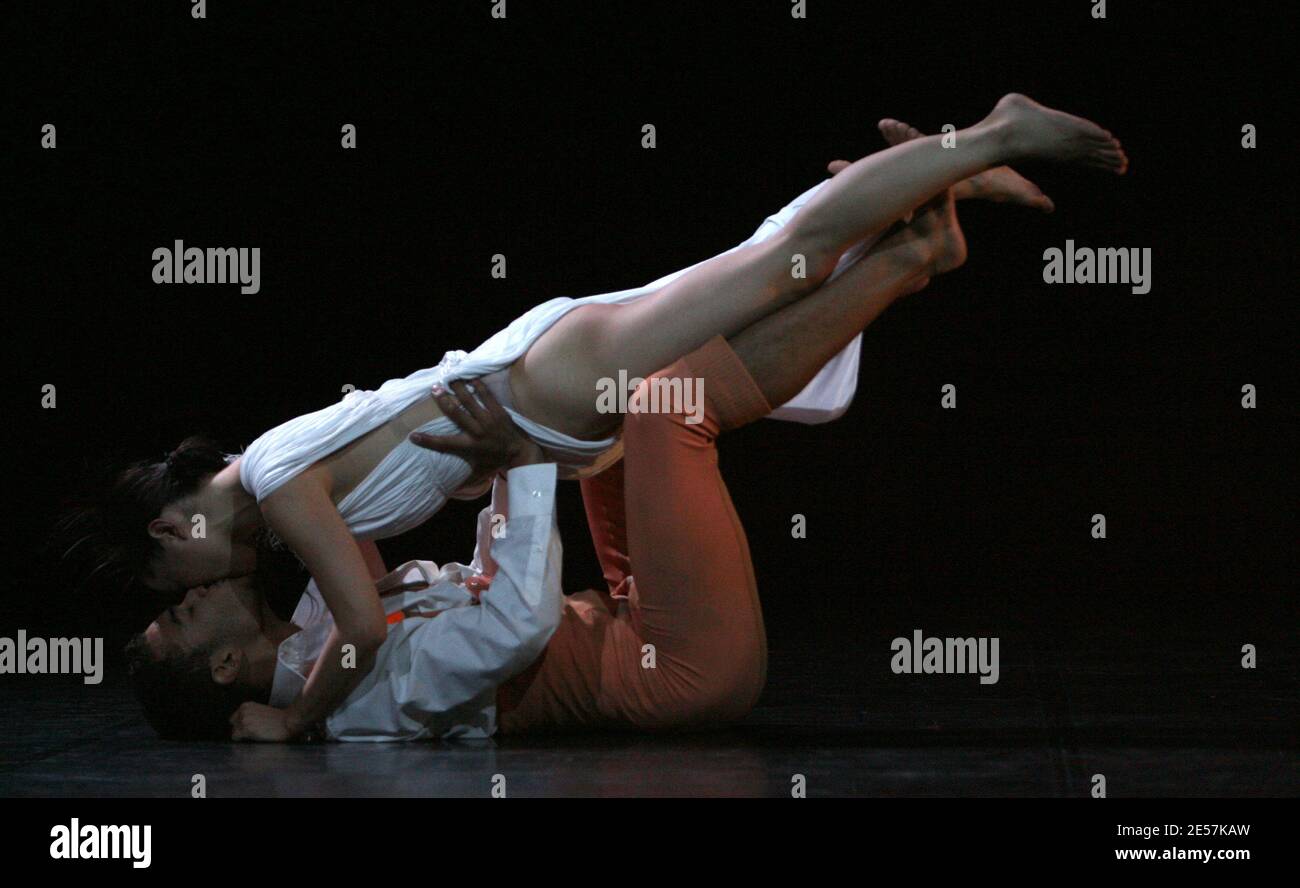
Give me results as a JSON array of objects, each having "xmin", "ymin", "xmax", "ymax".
[{"xmin": 961, "ymin": 119, "xmax": 1012, "ymax": 169}]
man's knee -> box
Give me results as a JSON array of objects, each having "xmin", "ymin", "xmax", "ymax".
[{"xmin": 621, "ymin": 375, "xmax": 709, "ymax": 439}]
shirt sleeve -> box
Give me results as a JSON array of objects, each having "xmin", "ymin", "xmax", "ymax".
[
  {"xmin": 469, "ymin": 473, "xmax": 512, "ymax": 577},
  {"xmin": 327, "ymin": 463, "xmax": 563, "ymax": 741}
]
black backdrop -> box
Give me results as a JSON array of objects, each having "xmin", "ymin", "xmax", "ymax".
[{"xmin": 7, "ymin": 1, "xmax": 1294, "ymax": 666}]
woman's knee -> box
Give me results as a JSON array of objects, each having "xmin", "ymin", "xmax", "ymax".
[{"xmin": 776, "ymin": 224, "xmax": 848, "ymax": 295}]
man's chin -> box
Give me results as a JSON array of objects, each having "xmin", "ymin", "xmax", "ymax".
[{"xmin": 233, "ymin": 582, "xmax": 268, "ymax": 625}]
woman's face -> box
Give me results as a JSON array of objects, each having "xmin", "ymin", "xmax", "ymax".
[{"xmin": 143, "ymin": 507, "xmax": 257, "ymax": 593}]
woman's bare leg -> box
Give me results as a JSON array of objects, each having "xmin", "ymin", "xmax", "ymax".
[
  {"xmin": 828, "ymin": 119, "xmax": 1057, "ymax": 212},
  {"xmin": 511, "ymin": 94, "xmax": 1125, "ymax": 439},
  {"xmin": 877, "ymin": 118, "xmax": 1056, "ymax": 211}
]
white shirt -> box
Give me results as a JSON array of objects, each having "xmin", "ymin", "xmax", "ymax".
[{"xmin": 269, "ymin": 463, "xmax": 562, "ymax": 741}]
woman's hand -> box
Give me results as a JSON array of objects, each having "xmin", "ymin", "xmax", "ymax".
[
  {"xmin": 410, "ymin": 380, "xmax": 544, "ymax": 480},
  {"xmin": 230, "ymin": 701, "xmax": 297, "ymax": 742}
]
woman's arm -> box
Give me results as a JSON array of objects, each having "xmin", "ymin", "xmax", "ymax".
[{"xmin": 233, "ymin": 473, "xmax": 388, "ymax": 741}]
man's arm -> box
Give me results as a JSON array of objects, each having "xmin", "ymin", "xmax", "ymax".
[
  {"xmin": 358, "ymin": 539, "xmax": 388, "ymax": 581},
  {"xmin": 412, "ymin": 381, "xmax": 546, "ymax": 582},
  {"xmin": 409, "ymin": 380, "xmax": 543, "ymax": 480},
  {"xmin": 327, "ymin": 462, "xmax": 563, "ymax": 740}
]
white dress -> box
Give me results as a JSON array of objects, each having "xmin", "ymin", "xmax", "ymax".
[{"xmin": 240, "ymin": 178, "xmax": 877, "ymax": 540}]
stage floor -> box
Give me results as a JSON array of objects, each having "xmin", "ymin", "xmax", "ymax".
[{"xmin": 1, "ymin": 637, "xmax": 1293, "ymax": 797}]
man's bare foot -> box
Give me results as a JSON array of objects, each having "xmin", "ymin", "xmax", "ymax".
[
  {"xmin": 878, "ymin": 187, "xmax": 968, "ymax": 284},
  {"xmin": 980, "ymin": 93, "xmax": 1127, "ymax": 173},
  {"xmin": 876, "ymin": 118, "xmax": 1055, "ymax": 212},
  {"xmin": 913, "ymin": 189, "xmax": 968, "ymax": 274}
]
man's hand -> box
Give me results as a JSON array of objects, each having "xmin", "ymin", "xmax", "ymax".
[
  {"xmin": 410, "ymin": 380, "xmax": 544, "ymax": 482},
  {"xmin": 230, "ymin": 701, "xmax": 296, "ymax": 742}
]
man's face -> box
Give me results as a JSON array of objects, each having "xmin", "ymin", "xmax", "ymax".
[{"xmin": 143, "ymin": 576, "xmax": 262, "ymax": 661}]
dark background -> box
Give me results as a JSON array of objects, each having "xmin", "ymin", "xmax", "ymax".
[{"xmin": 6, "ymin": 0, "xmax": 1295, "ymax": 678}]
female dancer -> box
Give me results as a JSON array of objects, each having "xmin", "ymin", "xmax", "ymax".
[{"xmin": 76, "ymin": 95, "xmax": 1126, "ymax": 739}]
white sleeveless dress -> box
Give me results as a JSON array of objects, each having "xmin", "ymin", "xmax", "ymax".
[{"xmin": 240, "ymin": 178, "xmax": 877, "ymax": 540}]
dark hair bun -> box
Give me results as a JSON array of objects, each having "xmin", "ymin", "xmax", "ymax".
[{"xmin": 163, "ymin": 437, "xmax": 230, "ymax": 487}]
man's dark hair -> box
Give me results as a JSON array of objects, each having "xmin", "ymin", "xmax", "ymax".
[{"xmin": 123, "ymin": 633, "xmax": 267, "ymax": 741}]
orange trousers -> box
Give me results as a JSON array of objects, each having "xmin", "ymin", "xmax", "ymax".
[{"xmin": 497, "ymin": 336, "xmax": 773, "ymax": 732}]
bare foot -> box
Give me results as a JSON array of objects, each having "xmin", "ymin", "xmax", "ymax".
[
  {"xmin": 981, "ymin": 93, "xmax": 1127, "ymax": 174},
  {"xmin": 878, "ymin": 187, "xmax": 968, "ymax": 282},
  {"xmin": 912, "ymin": 189, "xmax": 968, "ymax": 274},
  {"xmin": 876, "ymin": 118, "xmax": 1055, "ymax": 212}
]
